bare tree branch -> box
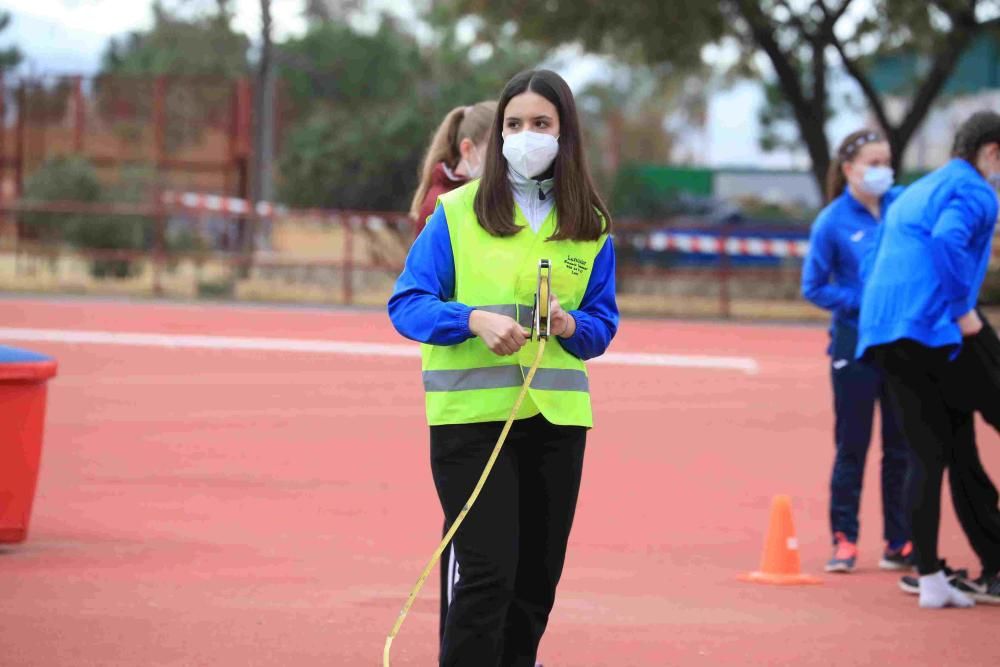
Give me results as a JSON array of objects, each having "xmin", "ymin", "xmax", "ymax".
[
  {"xmin": 733, "ymin": 0, "xmax": 810, "ymax": 113},
  {"xmin": 811, "ymin": 38, "xmax": 827, "ymax": 120},
  {"xmin": 825, "ymin": 0, "xmax": 998, "ymax": 169},
  {"xmin": 730, "ymin": 0, "xmax": 830, "ymax": 184},
  {"xmin": 895, "ymin": 15, "xmax": 1000, "ymax": 147},
  {"xmin": 819, "ymin": 0, "xmax": 853, "ymax": 30},
  {"xmin": 828, "ymin": 35, "xmax": 892, "ymax": 133},
  {"xmin": 929, "ymin": 0, "xmax": 979, "ymax": 23},
  {"xmin": 775, "ymin": 0, "xmax": 815, "ymax": 38}
]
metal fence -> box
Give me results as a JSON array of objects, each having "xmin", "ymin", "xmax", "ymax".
[
  {"xmin": 0, "ymin": 193, "xmax": 412, "ymax": 306},
  {"xmin": 0, "ymin": 191, "xmax": 823, "ymax": 318}
]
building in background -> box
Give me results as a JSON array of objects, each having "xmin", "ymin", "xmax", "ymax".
[{"xmin": 869, "ymin": 34, "xmax": 1000, "ymax": 171}]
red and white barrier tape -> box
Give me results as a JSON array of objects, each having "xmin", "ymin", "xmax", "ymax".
[
  {"xmin": 160, "ymin": 191, "xmax": 412, "ymax": 231},
  {"xmin": 161, "ymin": 191, "xmax": 287, "ymax": 218},
  {"xmin": 161, "ymin": 193, "xmax": 807, "ymax": 256},
  {"xmin": 633, "ymin": 231, "xmax": 809, "ymax": 258}
]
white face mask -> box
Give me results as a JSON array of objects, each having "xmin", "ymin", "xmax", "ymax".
[
  {"xmin": 502, "ymin": 131, "xmax": 559, "ymax": 178},
  {"xmin": 859, "ymin": 165, "xmax": 894, "ymax": 197},
  {"xmin": 989, "ymin": 172, "xmax": 1000, "ymax": 192},
  {"xmin": 460, "ymin": 145, "xmax": 483, "ymax": 180},
  {"xmin": 988, "ymin": 153, "xmax": 1000, "ymax": 191}
]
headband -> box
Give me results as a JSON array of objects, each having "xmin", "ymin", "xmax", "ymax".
[{"xmin": 840, "ymin": 131, "xmax": 882, "ymax": 160}]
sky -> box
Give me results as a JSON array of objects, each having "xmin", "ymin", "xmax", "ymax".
[{"xmin": 0, "ymin": 0, "xmax": 864, "ymax": 168}]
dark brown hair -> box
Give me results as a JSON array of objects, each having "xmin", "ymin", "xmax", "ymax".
[
  {"xmin": 473, "ymin": 69, "xmax": 611, "ymax": 241},
  {"xmin": 952, "ymin": 111, "xmax": 1000, "ymax": 163},
  {"xmin": 825, "ymin": 129, "xmax": 886, "ymax": 203},
  {"xmin": 409, "ymin": 101, "xmax": 497, "ymax": 219}
]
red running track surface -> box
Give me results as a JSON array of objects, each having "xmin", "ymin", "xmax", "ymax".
[{"xmin": 0, "ymin": 298, "xmax": 997, "ymax": 666}]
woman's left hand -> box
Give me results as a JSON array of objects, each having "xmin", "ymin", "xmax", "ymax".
[
  {"xmin": 549, "ymin": 293, "xmax": 576, "ymax": 339},
  {"xmin": 959, "ymin": 308, "xmax": 984, "ymax": 337}
]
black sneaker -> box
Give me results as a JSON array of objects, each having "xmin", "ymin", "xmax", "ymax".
[
  {"xmin": 898, "ymin": 561, "xmax": 974, "ymax": 595},
  {"xmin": 898, "ymin": 576, "xmax": 918, "ymax": 594},
  {"xmin": 971, "ymin": 574, "xmax": 1000, "ymax": 605},
  {"xmin": 879, "ymin": 541, "xmax": 915, "ymax": 571}
]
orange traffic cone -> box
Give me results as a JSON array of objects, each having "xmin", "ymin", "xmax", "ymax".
[{"xmin": 739, "ymin": 495, "xmax": 822, "ymax": 585}]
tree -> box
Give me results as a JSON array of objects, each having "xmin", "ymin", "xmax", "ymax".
[
  {"xmin": 439, "ymin": 0, "xmax": 1000, "ymax": 192},
  {"xmin": 102, "ymin": 2, "xmax": 248, "ymax": 78},
  {"xmin": 99, "ymin": 1, "xmax": 250, "ymax": 151},
  {"xmin": 275, "ymin": 19, "xmax": 425, "ymax": 210},
  {"xmin": 0, "ymin": 11, "xmax": 23, "ymax": 73},
  {"xmin": 275, "ymin": 16, "xmax": 542, "ymax": 210},
  {"xmin": 302, "ymin": 0, "xmax": 363, "ymax": 22},
  {"xmin": 21, "ymin": 157, "xmax": 153, "ymax": 278},
  {"xmin": 254, "ymin": 0, "xmax": 275, "ymax": 204},
  {"xmin": 577, "ymin": 63, "xmax": 711, "ymax": 188},
  {"xmin": 22, "ymin": 157, "xmax": 102, "ymax": 243}
]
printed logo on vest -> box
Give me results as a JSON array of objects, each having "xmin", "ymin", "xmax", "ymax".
[{"xmin": 563, "ymin": 256, "xmax": 589, "ymax": 276}]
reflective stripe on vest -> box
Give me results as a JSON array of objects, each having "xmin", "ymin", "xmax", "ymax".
[{"xmin": 423, "ymin": 366, "xmax": 589, "ymax": 392}]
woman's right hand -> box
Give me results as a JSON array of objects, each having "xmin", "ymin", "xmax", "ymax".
[{"xmin": 469, "ymin": 310, "xmax": 527, "ymax": 356}]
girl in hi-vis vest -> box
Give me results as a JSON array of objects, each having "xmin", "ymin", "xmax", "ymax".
[{"xmin": 388, "ymin": 69, "xmax": 618, "ymax": 666}]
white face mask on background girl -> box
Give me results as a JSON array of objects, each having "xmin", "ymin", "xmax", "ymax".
[
  {"xmin": 859, "ymin": 165, "xmax": 894, "ymax": 196},
  {"xmin": 461, "ymin": 145, "xmax": 484, "ymax": 179},
  {"xmin": 502, "ymin": 131, "xmax": 559, "ymax": 178},
  {"xmin": 984, "ymin": 146, "xmax": 1000, "ymax": 191},
  {"xmin": 989, "ymin": 172, "xmax": 1000, "ymax": 191}
]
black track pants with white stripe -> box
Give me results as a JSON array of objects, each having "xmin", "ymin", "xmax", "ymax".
[
  {"xmin": 440, "ymin": 530, "xmax": 458, "ymax": 645},
  {"xmin": 430, "ymin": 414, "xmax": 586, "ymax": 667}
]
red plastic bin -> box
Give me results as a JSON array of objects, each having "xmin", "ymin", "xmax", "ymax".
[{"xmin": 0, "ymin": 346, "xmax": 57, "ymax": 544}]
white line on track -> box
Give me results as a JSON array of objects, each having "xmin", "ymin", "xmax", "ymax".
[{"xmin": 0, "ymin": 327, "xmax": 760, "ymax": 374}]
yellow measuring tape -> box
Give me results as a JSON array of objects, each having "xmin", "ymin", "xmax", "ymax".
[{"xmin": 383, "ymin": 260, "xmax": 551, "ymax": 666}]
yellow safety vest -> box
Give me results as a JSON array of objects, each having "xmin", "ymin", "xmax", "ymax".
[{"xmin": 421, "ymin": 181, "xmax": 607, "ymax": 427}]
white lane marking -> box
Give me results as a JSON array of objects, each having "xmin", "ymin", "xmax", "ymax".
[
  {"xmin": 0, "ymin": 328, "xmax": 760, "ymax": 374},
  {"xmin": 594, "ymin": 351, "xmax": 758, "ymax": 374},
  {"xmin": 0, "ymin": 328, "xmax": 418, "ymax": 358}
]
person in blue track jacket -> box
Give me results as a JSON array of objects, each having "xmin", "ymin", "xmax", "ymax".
[
  {"xmin": 858, "ymin": 111, "xmax": 1000, "ymax": 608},
  {"xmin": 802, "ymin": 129, "xmax": 912, "ymax": 574}
]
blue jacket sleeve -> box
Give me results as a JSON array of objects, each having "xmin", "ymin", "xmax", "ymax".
[
  {"xmin": 931, "ymin": 183, "xmax": 995, "ymax": 319},
  {"xmin": 801, "ymin": 217, "xmax": 860, "ymax": 313},
  {"xmin": 387, "ymin": 205, "xmax": 475, "ymax": 345},
  {"xmin": 560, "ymin": 237, "xmax": 619, "ymax": 360}
]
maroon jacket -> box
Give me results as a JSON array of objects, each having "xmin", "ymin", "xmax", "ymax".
[{"xmin": 414, "ymin": 162, "xmax": 467, "ymax": 236}]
